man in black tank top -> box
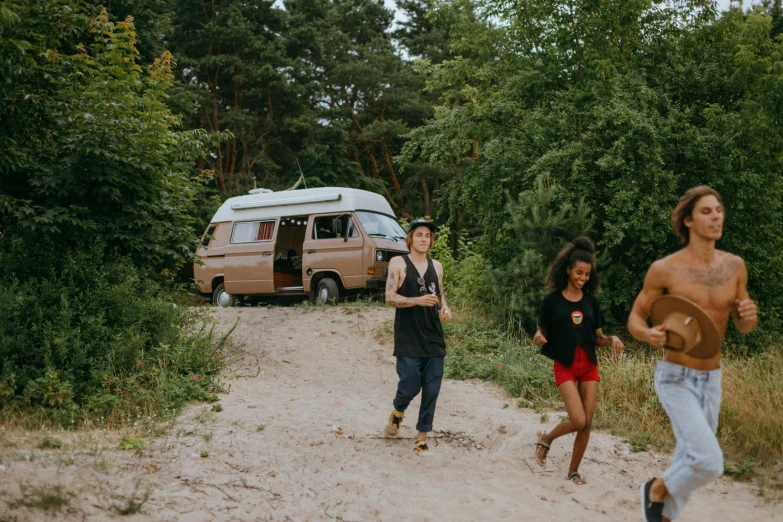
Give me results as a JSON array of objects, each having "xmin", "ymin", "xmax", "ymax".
[{"xmin": 383, "ymin": 219, "xmax": 452, "ymax": 456}]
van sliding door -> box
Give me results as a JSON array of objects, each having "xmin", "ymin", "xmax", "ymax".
[{"xmin": 224, "ymin": 219, "xmax": 278, "ymax": 295}]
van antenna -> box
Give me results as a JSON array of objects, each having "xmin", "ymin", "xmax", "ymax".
[{"xmin": 296, "ymin": 158, "xmax": 308, "ymax": 189}]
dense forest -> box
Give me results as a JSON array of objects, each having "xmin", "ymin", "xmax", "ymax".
[{"xmin": 1, "ymin": 0, "xmax": 782, "ymax": 419}]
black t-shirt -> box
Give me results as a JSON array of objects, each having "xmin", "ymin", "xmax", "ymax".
[{"xmin": 538, "ymin": 291, "xmax": 605, "ymax": 367}]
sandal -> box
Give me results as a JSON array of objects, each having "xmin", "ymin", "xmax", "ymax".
[
  {"xmin": 568, "ymin": 472, "xmax": 586, "ymax": 485},
  {"xmin": 534, "ymin": 432, "xmax": 550, "ymax": 467}
]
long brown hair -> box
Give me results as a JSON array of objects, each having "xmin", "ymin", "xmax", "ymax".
[
  {"xmin": 405, "ymin": 227, "xmax": 435, "ymax": 251},
  {"xmin": 671, "ymin": 185, "xmax": 722, "ymax": 245}
]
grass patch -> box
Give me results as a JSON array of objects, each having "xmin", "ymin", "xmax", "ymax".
[
  {"xmin": 724, "ymin": 460, "xmax": 756, "ymax": 480},
  {"xmin": 119, "ymin": 437, "xmax": 144, "ymax": 451},
  {"xmin": 111, "ymin": 481, "xmax": 149, "ymax": 515},
  {"xmin": 195, "ymin": 410, "xmax": 216, "ymax": 424},
  {"xmin": 38, "ymin": 437, "xmax": 63, "ymax": 449},
  {"xmin": 13, "ymin": 484, "xmax": 70, "ymax": 510},
  {"xmin": 597, "ymin": 343, "xmax": 783, "ymax": 466},
  {"xmin": 443, "ymin": 312, "xmax": 559, "ymax": 407},
  {"xmin": 719, "ymin": 349, "xmax": 783, "ymax": 464},
  {"xmin": 626, "ymin": 434, "xmax": 652, "ymax": 453}
]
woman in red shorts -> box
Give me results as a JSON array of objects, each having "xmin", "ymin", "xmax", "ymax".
[{"xmin": 532, "ymin": 236, "xmax": 624, "ymax": 485}]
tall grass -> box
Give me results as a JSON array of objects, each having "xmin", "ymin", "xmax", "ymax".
[
  {"xmin": 445, "ymin": 302, "xmax": 783, "ymax": 468},
  {"xmin": 719, "ymin": 349, "xmax": 783, "ymax": 464}
]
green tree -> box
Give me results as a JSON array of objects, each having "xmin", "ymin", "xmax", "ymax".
[
  {"xmin": 0, "ymin": 2, "xmax": 230, "ymax": 421},
  {"xmin": 405, "ymin": 0, "xmax": 783, "ymax": 341},
  {"xmin": 1, "ymin": 3, "xmax": 227, "ymax": 274},
  {"xmin": 167, "ymin": 0, "xmax": 317, "ymax": 196}
]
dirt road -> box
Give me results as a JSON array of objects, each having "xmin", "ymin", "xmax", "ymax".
[{"xmin": 0, "ymin": 306, "xmax": 779, "ymax": 521}]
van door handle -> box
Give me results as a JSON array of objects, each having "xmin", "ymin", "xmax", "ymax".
[
  {"xmin": 307, "ymin": 250, "xmax": 316, "ymax": 254},
  {"xmin": 262, "ymin": 251, "xmax": 272, "ymax": 256}
]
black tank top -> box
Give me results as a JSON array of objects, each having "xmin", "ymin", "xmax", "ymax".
[{"xmin": 393, "ymin": 255, "xmax": 446, "ymax": 358}]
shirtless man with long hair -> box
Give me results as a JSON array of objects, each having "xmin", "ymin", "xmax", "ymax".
[{"xmin": 628, "ymin": 186, "xmax": 758, "ymax": 522}]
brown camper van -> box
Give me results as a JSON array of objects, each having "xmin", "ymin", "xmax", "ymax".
[{"xmin": 194, "ymin": 187, "xmax": 409, "ymax": 305}]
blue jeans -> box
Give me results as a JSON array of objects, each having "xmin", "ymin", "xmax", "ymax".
[
  {"xmin": 392, "ymin": 356, "xmax": 445, "ymax": 432},
  {"xmin": 655, "ymin": 361, "xmax": 723, "ymax": 521}
]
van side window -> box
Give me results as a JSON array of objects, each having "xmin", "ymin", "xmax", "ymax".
[
  {"xmin": 201, "ymin": 225, "xmax": 217, "ymax": 247},
  {"xmin": 231, "ymin": 220, "xmax": 276, "ymax": 243},
  {"xmin": 312, "ymin": 214, "xmax": 358, "ymax": 240}
]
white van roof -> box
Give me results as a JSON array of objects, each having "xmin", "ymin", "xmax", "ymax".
[{"xmin": 210, "ymin": 187, "xmax": 396, "ymax": 223}]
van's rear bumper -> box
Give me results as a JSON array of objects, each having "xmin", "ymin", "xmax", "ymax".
[{"xmin": 365, "ymin": 279, "xmax": 386, "ymax": 290}]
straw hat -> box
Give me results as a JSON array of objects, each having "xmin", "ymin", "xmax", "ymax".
[{"xmin": 649, "ymin": 295, "xmax": 720, "ymax": 359}]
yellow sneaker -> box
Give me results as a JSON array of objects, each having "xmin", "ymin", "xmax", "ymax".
[
  {"xmin": 413, "ymin": 439, "xmax": 432, "ymax": 456},
  {"xmin": 383, "ymin": 410, "xmax": 404, "ymax": 437}
]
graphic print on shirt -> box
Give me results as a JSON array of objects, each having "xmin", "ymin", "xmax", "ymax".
[{"xmin": 571, "ymin": 310, "xmax": 584, "ymax": 326}]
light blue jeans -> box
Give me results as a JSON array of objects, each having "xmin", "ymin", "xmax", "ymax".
[{"xmin": 655, "ymin": 361, "xmax": 723, "ymax": 521}]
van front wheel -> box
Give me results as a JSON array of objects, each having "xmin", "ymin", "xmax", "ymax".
[
  {"xmin": 213, "ymin": 283, "xmax": 237, "ymax": 307},
  {"xmin": 316, "ymin": 278, "xmax": 339, "ymax": 305}
]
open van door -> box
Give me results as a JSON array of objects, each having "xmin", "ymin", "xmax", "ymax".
[
  {"xmin": 303, "ymin": 213, "xmax": 364, "ymax": 289},
  {"xmin": 223, "ymin": 219, "xmax": 278, "ymax": 295}
]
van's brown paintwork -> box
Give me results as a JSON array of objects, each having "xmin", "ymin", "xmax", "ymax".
[
  {"xmin": 302, "ymin": 214, "xmax": 364, "ymax": 291},
  {"xmin": 223, "ymin": 219, "xmax": 278, "ymax": 295},
  {"xmin": 194, "ymin": 223, "xmax": 231, "ymax": 293}
]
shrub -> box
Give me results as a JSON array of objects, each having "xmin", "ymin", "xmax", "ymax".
[{"xmin": 0, "ymin": 242, "xmax": 230, "ymax": 426}]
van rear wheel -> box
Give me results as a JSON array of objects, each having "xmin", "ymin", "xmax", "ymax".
[
  {"xmin": 213, "ymin": 283, "xmax": 237, "ymax": 307},
  {"xmin": 316, "ymin": 278, "xmax": 339, "ymax": 305}
]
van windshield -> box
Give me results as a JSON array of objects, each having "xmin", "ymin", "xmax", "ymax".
[{"xmin": 356, "ymin": 211, "xmax": 406, "ymax": 241}]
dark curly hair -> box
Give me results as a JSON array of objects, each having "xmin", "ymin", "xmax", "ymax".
[{"xmin": 545, "ymin": 236, "xmax": 600, "ymax": 293}]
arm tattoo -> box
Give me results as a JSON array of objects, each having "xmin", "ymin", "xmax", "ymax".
[
  {"xmin": 385, "ymin": 268, "xmax": 418, "ymax": 307},
  {"xmin": 385, "ymin": 272, "xmax": 397, "ymax": 294}
]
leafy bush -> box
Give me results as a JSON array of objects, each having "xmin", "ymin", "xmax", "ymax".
[{"xmin": 0, "ymin": 242, "xmax": 229, "ymax": 426}]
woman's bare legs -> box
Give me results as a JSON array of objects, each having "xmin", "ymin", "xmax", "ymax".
[
  {"xmin": 568, "ymin": 381, "xmax": 597, "ymax": 479},
  {"xmin": 537, "ymin": 380, "xmax": 598, "ymax": 482}
]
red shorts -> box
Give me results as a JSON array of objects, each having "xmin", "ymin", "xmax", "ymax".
[{"xmin": 554, "ymin": 346, "xmax": 600, "ymax": 387}]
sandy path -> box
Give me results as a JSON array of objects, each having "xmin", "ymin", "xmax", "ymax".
[{"xmin": 0, "ymin": 305, "xmax": 779, "ymax": 521}]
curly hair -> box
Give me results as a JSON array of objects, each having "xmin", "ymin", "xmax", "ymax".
[
  {"xmin": 671, "ymin": 185, "xmax": 722, "ymax": 245},
  {"xmin": 545, "ymin": 236, "xmax": 600, "ymax": 293}
]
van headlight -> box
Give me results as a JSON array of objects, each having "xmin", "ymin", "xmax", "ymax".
[{"xmin": 375, "ymin": 250, "xmax": 384, "ymax": 262}]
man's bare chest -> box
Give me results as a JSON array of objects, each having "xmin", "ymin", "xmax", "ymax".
[{"xmin": 666, "ymin": 263, "xmax": 739, "ymax": 317}]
